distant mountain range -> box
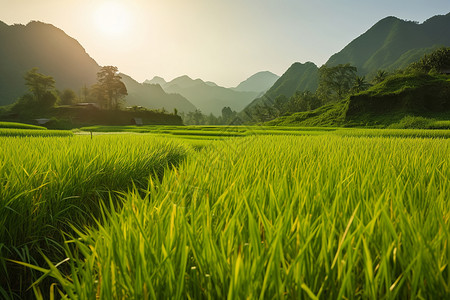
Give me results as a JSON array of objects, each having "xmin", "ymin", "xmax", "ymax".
[
  {"xmin": 1, "ymin": 12, "xmax": 449, "ymax": 117},
  {"xmin": 243, "ymin": 12, "xmax": 450, "ymax": 115},
  {"xmin": 145, "ymin": 72, "xmax": 279, "ymax": 115},
  {"xmin": 120, "ymin": 74, "xmax": 196, "ymax": 112},
  {"xmin": 0, "ymin": 21, "xmax": 195, "ymax": 112}
]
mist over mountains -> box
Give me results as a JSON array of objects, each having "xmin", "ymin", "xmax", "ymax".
[{"xmin": 145, "ymin": 72, "xmax": 279, "ymax": 115}]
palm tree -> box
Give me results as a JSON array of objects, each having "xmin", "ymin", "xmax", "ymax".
[
  {"xmin": 373, "ymin": 70, "xmax": 388, "ymax": 84},
  {"xmin": 352, "ymin": 76, "xmax": 371, "ymax": 93}
]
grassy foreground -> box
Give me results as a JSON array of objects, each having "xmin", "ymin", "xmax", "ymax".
[
  {"xmin": 12, "ymin": 133, "xmax": 448, "ymax": 299},
  {"xmin": 0, "ymin": 135, "xmax": 191, "ymax": 297}
]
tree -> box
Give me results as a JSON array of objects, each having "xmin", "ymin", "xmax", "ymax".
[
  {"xmin": 60, "ymin": 88, "xmax": 77, "ymax": 105},
  {"xmin": 24, "ymin": 68, "xmax": 57, "ymax": 106},
  {"xmin": 221, "ymin": 106, "xmax": 237, "ymax": 124},
  {"xmin": 317, "ymin": 64, "xmax": 357, "ymax": 102},
  {"xmin": 96, "ymin": 66, "xmax": 128, "ymax": 109},
  {"xmin": 274, "ymin": 95, "xmax": 288, "ymax": 116},
  {"xmin": 372, "ymin": 70, "xmax": 388, "ymax": 84},
  {"xmin": 81, "ymin": 85, "xmax": 90, "ymax": 102},
  {"xmin": 284, "ymin": 91, "xmax": 320, "ymax": 113},
  {"xmin": 90, "ymin": 83, "xmax": 108, "ymax": 107},
  {"xmin": 186, "ymin": 109, "xmax": 204, "ymax": 125},
  {"xmin": 352, "ymin": 76, "xmax": 371, "ymax": 93},
  {"xmin": 408, "ymin": 47, "xmax": 450, "ymax": 73}
]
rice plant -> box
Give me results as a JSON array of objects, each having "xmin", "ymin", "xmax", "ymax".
[
  {"xmin": 30, "ymin": 135, "xmax": 449, "ymax": 299},
  {"xmin": 0, "ymin": 128, "xmax": 73, "ymax": 137},
  {"xmin": 0, "ymin": 135, "xmax": 190, "ymax": 297}
]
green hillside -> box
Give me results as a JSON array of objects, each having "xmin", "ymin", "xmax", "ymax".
[
  {"xmin": 346, "ymin": 73, "xmax": 450, "ymax": 124},
  {"xmin": 269, "ymin": 73, "xmax": 450, "ymax": 127},
  {"xmin": 326, "ymin": 13, "xmax": 450, "ymax": 76},
  {"xmin": 245, "ymin": 13, "xmax": 450, "ymax": 122},
  {"xmin": 243, "ymin": 62, "xmax": 318, "ymax": 113}
]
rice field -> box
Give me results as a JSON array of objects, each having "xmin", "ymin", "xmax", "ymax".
[
  {"xmin": 0, "ymin": 126, "xmax": 449, "ymax": 299},
  {"xmin": 0, "ymin": 122, "xmax": 46, "ymax": 130},
  {"xmin": 79, "ymin": 124, "xmax": 450, "ymax": 139}
]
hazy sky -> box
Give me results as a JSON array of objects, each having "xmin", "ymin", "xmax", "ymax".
[{"xmin": 1, "ymin": 0, "xmax": 449, "ymax": 87}]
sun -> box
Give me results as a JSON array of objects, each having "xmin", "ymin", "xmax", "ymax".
[{"xmin": 93, "ymin": 2, "xmax": 131, "ymax": 37}]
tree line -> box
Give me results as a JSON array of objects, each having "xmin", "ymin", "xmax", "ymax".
[
  {"xmin": 14, "ymin": 66, "xmax": 128, "ymax": 111},
  {"xmin": 180, "ymin": 106, "xmax": 240, "ymax": 125}
]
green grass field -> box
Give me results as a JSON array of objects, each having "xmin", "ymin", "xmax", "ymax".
[
  {"xmin": 0, "ymin": 122, "xmax": 46, "ymax": 130},
  {"xmin": 1, "ymin": 126, "xmax": 449, "ymax": 299}
]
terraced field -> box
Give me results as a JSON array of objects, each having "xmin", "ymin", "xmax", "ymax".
[{"xmin": 1, "ymin": 123, "xmax": 449, "ymax": 299}]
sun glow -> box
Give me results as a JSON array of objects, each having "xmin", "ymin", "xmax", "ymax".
[{"xmin": 93, "ymin": 2, "xmax": 131, "ymax": 37}]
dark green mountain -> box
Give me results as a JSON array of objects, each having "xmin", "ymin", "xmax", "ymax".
[
  {"xmin": 151, "ymin": 75, "xmax": 260, "ymax": 115},
  {"xmin": 0, "ymin": 21, "xmax": 195, "ymax": 112},
  {"xmin": 233, "ymin": 71, "xmax": 280, "ymax": 93},
  {"xmin": 0, "ymin": 21, "xmax": 99, "ymax": 105},
  {"xmin": 326, "ymin": 13, "xmax": 450, "ymax": 75},
  {"xmin": 243, "ymin": 13, "xmax": 450, "ymax": 118},
  {"xmin": 243, "ymin": 62, "xmax": 318, "ymax": 112}
]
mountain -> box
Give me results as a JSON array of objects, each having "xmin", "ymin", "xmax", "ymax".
[
  {"xmin": 154, "ymin": 75, "xmax": 260, "ymax": 115},
  {"xmin": 121, "ymin": 74, "xmax": 196, "ymax": 112},
  {"xmin": 243, "ymin": 13, "xmax": 450, "ymax": 117},
  {"xmin": 326, "ymin": 13, "xmax": 450, "ymax": 75},
  {"xmin": 0, "ymin": 21, "xmax": 99, "ymax": 106},
  {"xmin": 0, "ymin": 20, "xmax": 195, "ymax": 112},
  {"xmin": 233, "ymin": 71, "xmax": 280, "ymax": 92},
  {"xmin": 242, "ymin": 62, "xmax": 319, "ymax": 112},
  {"xmin": 145, "ymin": 76, "xmax": 167, "ymax": 86}
]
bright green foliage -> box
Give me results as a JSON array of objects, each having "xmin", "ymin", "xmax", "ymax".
[
  {"xmin": 0, "ymin": 135, "xmax": 190, "ymax": 296},
  {"xmin": 0, "ymin": 135, "xmax": 189, "ymax": 246},
  {"xmin": 408, "ymin": 47, "xmax": 450, "ymax": 73},
  {"xmin": 389, "ymin": 115, "xmax": 450, "ymax": 129},
  {"xmin": 22, "ymin": 134, "xmax": 450, "ymax": 299}
]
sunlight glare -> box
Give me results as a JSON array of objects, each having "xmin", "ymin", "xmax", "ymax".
[{"xmin": 93, "ymin": 2, "xmax": 131, "ymax": 37}]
